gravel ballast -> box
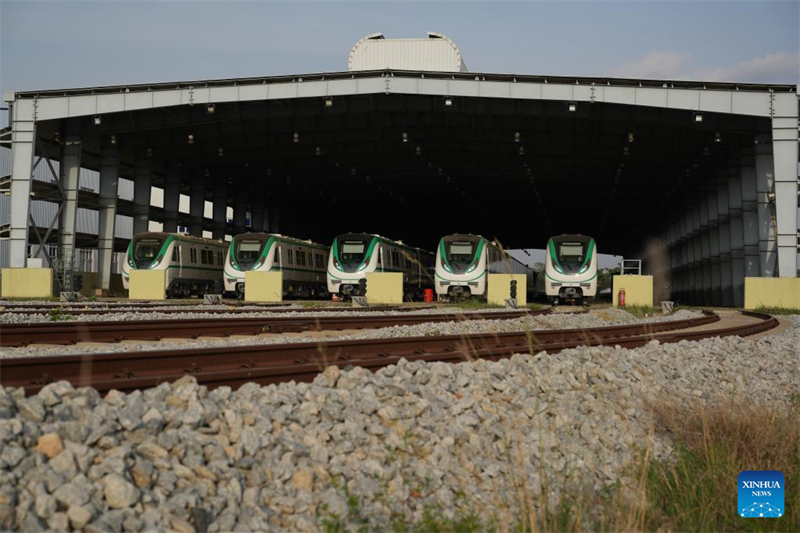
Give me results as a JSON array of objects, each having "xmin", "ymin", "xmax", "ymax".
[
  {"xmin": 0, "ymin": 314, "xmax": 796, "ymax": 532},
  {"xmin": 0, "ymin": 309, "xmax": 701, "ymax": 359}
]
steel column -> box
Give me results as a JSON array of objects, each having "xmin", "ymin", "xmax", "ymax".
[
  {"xmin": 189, "ymin": 178, "xmax": 205, "ymax": 237},
  {"xmin": 717, "ymin": 177, "xmax": 733, "ymax": 306},
  {"xmin": 728, "ymin": 163, "xmax": 745, "ymax": 307},
  {"xmin": 7, "ymin": 108, "xmax": 36, "ymax": 268},
  {"xmin": 57, "ymin": 119, "xmax": 82, "ymax": 267},
  {"xmin": 755, "ymin": 135, "xmax": 777, "ymax": 277},
  {"xmin": 771, "ymin": 109, "xmax": 799, "ymax": 277},
  {"xmin": 707, "ymin": 189, "xmax": 721, "ymax": 306},
  {"xmin": 269, "ymin": 205, "xmax": 280, "ymax": 234},
  {"xmin": 251, "ymin": 193, "xmax": 266, "ymax": 233},
  {"xmin": 212, "ymin": 181, "xmax": 228, "ymax": 240},
  {"xmin": 132, "ymin": 150, "xmax": 152, "ymax": 235},
  {"xmin": 96, "ymin": 140, "xmax": 119, "ymax": 292},
  {"xmin": 699, "ymin": 200, "xmax": 711, "ymax": 304},
  {"xmin": 162, "ymin": 161, "xmax": 180, "ymax": 234},
  {"xmin": 234, "ymin": 188, "xmax": 248, "ymax": 234},
  {"xmin": 740, "ymin": 149, "xmax": 760, "ymax": 280}
]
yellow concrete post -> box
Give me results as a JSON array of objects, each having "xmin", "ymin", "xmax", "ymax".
[
  {"xmin": 129, "ymin": 270, "xmax": 167, "ymax": 300},
  {"xmin": 744, "ymin": 278, "xmax": 800, "ymax": 309},
  {"xmin": 487, "ymin": 274, "xmax": 527, "ymax": 306},
  {"xmin": 245, "ymin": 271, "xmax": 283, "ymax": 303},
  {"xmin": 0, "ymin": 268, "xmax": 54, "ymax": 298},
  {"xmin": 612, "ymin": 275, "xmax": 653, "ymax": 307},
  {"xmin": 365, "ymin": 273, "xmax": 403, "ymax": 304}
]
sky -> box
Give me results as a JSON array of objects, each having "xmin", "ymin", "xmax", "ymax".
[
  {"xmin": 1, "ymin": 0, "xmax": 798, "ymax": 103},
  {"xmin": 1, "ymin": 0, "xmax": 796, "ymax": 266}
]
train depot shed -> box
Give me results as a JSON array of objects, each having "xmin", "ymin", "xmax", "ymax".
[{"xmin": 1, "ymin": 33, "xmax": 798, "ymax": 305}]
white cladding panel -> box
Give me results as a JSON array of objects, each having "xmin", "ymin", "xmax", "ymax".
[{"xmin": 349, "ymin": 33, "xmax": 467, "ymax": 73}]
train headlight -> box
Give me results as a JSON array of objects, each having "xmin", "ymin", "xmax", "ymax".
[
  {"xmin": 466, "ymin": 260, "xmax": 478, "ymax": 273},
  {"xmin": 441, "ymin": 258, "xmax": 452, "ymax": 273},
  {"xmin": 357, "ymin": 256, "xmax": 370, "ymax": 271},
  {"xmin": 578, "ymin": 259, "xmax": 592, "ymax": 274},
  {"xmin": 551, "ymin": 258, "xmax": 564, "ymax": 274}
]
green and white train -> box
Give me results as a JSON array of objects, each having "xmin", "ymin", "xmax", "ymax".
[
  {"xmin": 122, "ymin": 233, "xmax": 227, "ymax": 297},
  {"xmin": 223, "ymin": 233, "xmax": 329, "ymax": 299},
  {"xmin": 544, "ymin": 234, "xmax": 598, "ymax": 305},
  {"xmin": 435, "ymin": 234, "xmax": 535, "ymax": 300},
  {"xmin": 327, "ymin": 233, "xmax": 434, "ymax": 299}
]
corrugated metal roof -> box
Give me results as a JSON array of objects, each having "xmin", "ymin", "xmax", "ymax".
[{"xmin": 348, "ymin": 32, "xmax": 467, "ymax": 73}]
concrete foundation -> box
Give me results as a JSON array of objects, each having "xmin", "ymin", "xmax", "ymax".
[
  {"xmin": 245, "ymin": 271, "xmax": 283, "ymax": 303},
  {"xmin": 744, "ymin": 278, "xmax": 800, "ymax": 310},
  {"xmin": 612, "ymin": 275, "xmax": 654, "ymax": 307},
  {"xmin": 487, "ymin": 274, "xmax": 527, "ymax": 306},
  {"xmin": 365, "ymin": 273, "xmax": 403, "ymax": 304},
  {"xmin": 0, "ymin": 268, "xmax": 54, "ymax": 298},
  {"xmin": 129, "ymin": 270, "xmax": 167, "ymax": 300}
]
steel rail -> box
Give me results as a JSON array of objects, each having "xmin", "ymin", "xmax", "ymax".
[
  {"xmin": 0, "ymin": 309, "xmax": 546, "ymax": 347},
  {"xmin": 0, "ymin": 304, "xmax": 434, "ymax": 317},
  {"xmin": 2, "ymin": 310, "xmax": 777, "ymax": 396}
]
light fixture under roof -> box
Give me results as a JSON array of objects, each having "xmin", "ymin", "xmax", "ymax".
[
  {"xmin": 567, "ymin": 102, "xmax": 577, "ymax": 112},
  {"xmin": 187, "ymin": 134, "xmax": 195, "ymax": 144},
  {"xmin": 444, "ymin": 96, "xmax": 453, "ymax": 107},
  {"xmin": 402, "ymin": 132, "xmax": 409, "ymax": 143},
  {"xmin": 315, "ymin": 146, "xmax": 321, "ymax": 156},
  {"xmin": 206, "ymin": 103, "xmax": 215, "ymax": 114},
  {"xmin": 415, "ymin": 146, "xmax": 421, "ymax": 155},
  {"xmin": 514, "ymin": 132, "xmax": 521, "ymax": 143},
  {"xmin": 628, "ymin": 132, "xmax": 635, "ymax": 143},
  {"xmin": 218, "ymin": 147, "xmax": 224, "ymax": 157},
  {"xmin": 519, "ymin": 146, "xmax": 525, "ymax": 155},
  {"xmin": 293, "ymin": 132, "xmax": 300, "ymax": 143},
  {"xmin": 714, "ymin": 132, "xmax": 721, "ymax": 143},
  {"xmin": 110, "ymin": 134, "xmax": 117, "ymax": 145},
  {"xmin": 93, "ymin": 115, "xmax": 102, "ymax": 125},
  {"xmin": 324, "ymin": 97, "xmax": 333, "ymax": 108},
  {"xmin": 693, "ymin": 112, "xmax": 703, "ymax": 123}
]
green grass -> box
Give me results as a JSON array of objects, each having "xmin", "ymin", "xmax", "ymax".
[
  {"xmin": 318, "ymin": 399, "xmax": 799, "ymax": 533},
  {"xmin": 620, "ymin": 305, "xmax": 661, "ymax": 318},
  {"xmin": 753, "ymin": 306, "xmax": 800, "ymax": 315},
  {"xmin": 444, "ymin": 299, "xmax": 504, "ymax": 310}
]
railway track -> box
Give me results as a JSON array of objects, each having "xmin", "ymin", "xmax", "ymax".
[
  {"xmin": 0, "ymin": 309, "xmax": 545, "ymax": 347},
  {"xmin": 0, "ymin": 304, "xmax": 432, "ymax": 317},
  {"xmin": 0, "ymin": 311, "xmax": 778, "ymax": 396}
]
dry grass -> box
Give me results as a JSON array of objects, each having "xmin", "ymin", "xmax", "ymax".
[{"xmin": 644, "ymin": 399, "xmax": 800, "ymax": 532}]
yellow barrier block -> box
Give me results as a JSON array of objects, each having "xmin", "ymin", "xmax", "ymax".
[
  {"xmin": 245, "ymin": 271, "xmax": 283, "ymax": 303},
  {"xmin": 366, "ymin": 273, "xmax": 403, "ymax": 304},
  {"xmin": 612, "ymin": 275, "xmax": 653, "ymax": 307},
  {"xmin": 487, "ymin": 274, "xmax": 527, "ymax": 306},
  {"xmin": 129, "ymin": 270, "xmax": 167, "ymax": 300},
  {"xmin": 744, "ymin": 277, "xmax": 800, "ymax": 309},
  {"xmin": 0, "ymin": 268, "xmax": 53, "ymax": 298}
]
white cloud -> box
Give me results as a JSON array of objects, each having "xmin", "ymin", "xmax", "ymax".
[
  {"xmin": 611, "ymin": 51, "xmax": 693, "ymax": 80},
  {"xmin": 610, "ymin": 50, "xmax": 800, "ymax": 84},
  {"xmin": 698, "ymin": 52, "xmax": 799, "ymax": 84}
]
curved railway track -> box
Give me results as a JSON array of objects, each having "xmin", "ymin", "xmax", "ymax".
[
  {"xmin": 0, "ymin": 311, "xmax": 778, "ymax": 396},
  {"xmin": 0, "ymin": 304, "xmax": 433, "ymax": 317},
  {"xmin": 0, "ymin": 309, "xmax": 546, "ymax": 347}
]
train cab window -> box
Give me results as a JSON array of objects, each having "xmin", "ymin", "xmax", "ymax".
[{"xmin": 557, "ymin": 242, "xmax": 586, "ymax": 267}]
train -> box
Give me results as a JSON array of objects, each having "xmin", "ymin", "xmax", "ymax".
[
  {"xmin": 434, "ymin": 233, "xmax": 536, "ymax": 301},
  {"xmin": 544, "ymin": 234, "xmax": 598, "ymax": 305},
  {"xmin": 121, "ymin": 233, "xmax": 227, "ymax": 297},
  {"xmin": 223, "ymin": 233, "xmax": 329, "ymax": 299},
  {"xmin": 327, "ymin": 233, "xmax": 434, "ymax": 300}
]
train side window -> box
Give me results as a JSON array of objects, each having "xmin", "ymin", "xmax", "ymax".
[
  {"xmin": 295, "ymin": 250, "xmax": 303, "ymax": 266},
  {"xmin": 172, "ymin": 245, "xmax": 181, "ymax": 263},
  {"xmin": 190, "ymin": 249, "xmax": 197, "ymax": 263},
  {"xmin": 287, "ymin": 248, "xmax": 293, "ymax": 265},
  {"xmin": 200, "ymin": 250, "xmax": 208, "ymax": 265}
]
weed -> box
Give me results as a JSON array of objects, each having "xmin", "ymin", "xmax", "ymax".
[
  {"xmin": 754, "ymin": 306, "xmax": 800, "ymax": 315},
  {"xmin": 620, "ymin": 305, "xmax": 661, "ymax": 318},
  {"xmin": 47, "ymin": 308, "xmax": 72, "ymax": 322}
]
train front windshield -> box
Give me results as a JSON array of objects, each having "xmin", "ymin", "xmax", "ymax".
[
  {"xmin": 235, "ymin": 237, "xmax": 267, "ymax": 269},
  {"xmin": 132, "ymin": 237, "xmax": 165, "ymax": 267},
  {"xmin": 337, "ymin": 236, "xmax": 372, "ymax": 272},
  {"xmin": 443, "ymin": 236, "xmax": 482, "ymax": 273},
  {"xmin": 557, "ymin": 242, "xmax": 586, "ymax": 269}
]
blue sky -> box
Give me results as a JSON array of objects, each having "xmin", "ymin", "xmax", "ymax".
[{"xmin": 1, "ymin": 1, "xmax": 798, "ymax": 100}]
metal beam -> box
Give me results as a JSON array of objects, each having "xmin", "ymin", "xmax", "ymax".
[
  {"xmin": 133, "ymin": 149, "xmax": 152, "ymax": 235},
  {"xmin": 162, "ymin": 160, "xmax": 180, "ymax": 233},
  {"xmin": 189, "ymin": 178, "xmax": 205, "ymax": 237},
  {"xmin": 97, "ymin": 140, "xmax": 119, "ymax": 292},
  {"xmin": 57, "ymin": 119, "xmax": 82, "ymax": 269},
  {"xmin": 771, "ymin": 99, "xmax": 799, "ymax": 277}
]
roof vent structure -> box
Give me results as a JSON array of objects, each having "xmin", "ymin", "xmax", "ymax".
[{"xmin": 348, "ymin": 32, "xmax": 468, "ymax": 73}]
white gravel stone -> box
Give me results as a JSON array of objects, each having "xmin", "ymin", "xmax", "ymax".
[{"xmin": 0, "ymin": 315, "xmax": 796, "ymax": 531}]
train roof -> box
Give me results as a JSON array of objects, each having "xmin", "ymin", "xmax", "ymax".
[
  {"xmin": 231, "ymin": 232, "xmax": 328, "ymax": 249},
  {"xmin": 336, "ymin": 232, "xmax": 433, "ymax": 255},
  {"xmin": 549, "ymin": 234, "xmax": 595, "ymax": 244},
  {"xmin": 132, "ymin": 232, "xmax": 227, "ymax": 246}
]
